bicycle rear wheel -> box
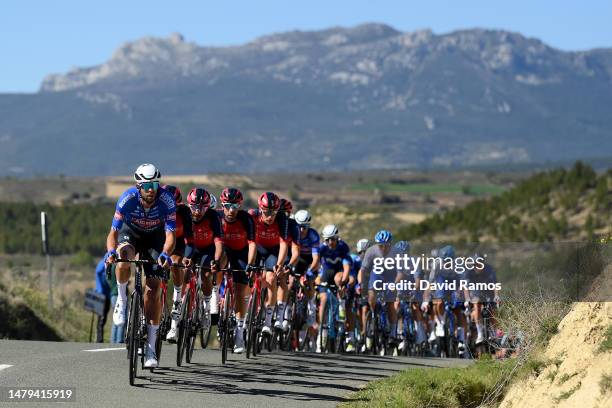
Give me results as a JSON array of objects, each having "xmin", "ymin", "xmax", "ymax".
[
  {"xmin": 246, "ymin": 289, "xmax": 259, "ymax": 359},
  {"xmin": 200, "ymin": 295, "xmax": 211, "ymax": 349},
  {"xmin": 128, "ymin": 292, "xmax": 140, "ymax": 386}
]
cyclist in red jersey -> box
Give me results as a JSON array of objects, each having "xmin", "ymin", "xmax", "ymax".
[
  {"xmin": 161, "ymin": 185, "xmax": 195, "ymax": 342},
  {"xmin": 218, "ymin": 187, "xmax": 257, "ymax": 353},
  {"xmin": 278, "ymin": 198, "xmax": 301, "ymax": 332},
  {"xmin": 184, "ymin": 188, "xmax": 224, "ymax": 320},
  {"xmin": 248, "ymin": 192, "xmax": 291, "ymax": 336}
]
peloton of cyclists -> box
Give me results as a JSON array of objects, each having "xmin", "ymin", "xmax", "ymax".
[{"xmin": 104, "ymin": 169, "xmax": 502, "ymax": 362}]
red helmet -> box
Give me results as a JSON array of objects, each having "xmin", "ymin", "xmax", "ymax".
[
  {"xmin": 258, "ymin": 192, "xmax": 280, "ymax": 211},
  {"xmin": 220, "ymin": 187, "xmax": 243, "ymax": 204},
  {"xmin": 187, "ymin": 187, "xmax": 212, "ymax": 208},
  {"xmin": 163, "ymin": 184, "xmax": 182, "ymax": 204},
  {"xmin": 279, "ymin": 198, "xmax": 293, "ymax": 214}
]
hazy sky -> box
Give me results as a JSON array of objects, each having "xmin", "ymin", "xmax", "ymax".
[{"xmin": 2, "ymin": 0, "xmax": 611, "ymax": 93}]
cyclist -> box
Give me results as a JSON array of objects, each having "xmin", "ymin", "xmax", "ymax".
[
  {"xmin": 294, "ymin": 209, "xmax": 320, "ymax": 349},
  {"xmin": 316, "ymin": 224, "xmax": 352, "ymax": 353},
  {"xmin": 248, "ymin": 192, "xmax": 291, "ymax": 336},
  {"xmin": 463, "ymin": 252, "xmax": 500, "ymax": 344},
  {"xmin": 218, "ymin": 187, "xmax": 257, "ymax": 353},
  {"xmin": 422, "ymin": 245, "xmax": 468, "ymax": 355},
  {"xmin": 354, "ymin": 238, "xmax": 372, "ymax": 352},
  {"xmin": 393, "ymin": 240, "xmax": 427, "ymax": 351},
  {"xmin": 358, "ymin": 230, "xmax": 401, "ymax": 351},
  {"xmin": 346, "ymin": 239, "xmax": 369, "ymax": 352},
  {"xmin": 162, "ymin": 185, "xmax": 195, "ymax": 342},
  {"xmin": 279, "ymin": 198, "xmax": 301, "ymax": 332},
  {"xmin": 183, "ymin": 188, "xmax": 224, "ymax": 325},
  {"xmin": 104, "ymin": 163, "xmax": 176, "ymax": 368}
]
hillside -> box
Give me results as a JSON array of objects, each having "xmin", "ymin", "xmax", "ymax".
[
  {"xmin": 1, "ymin": 24, "xmax": 612, "ymax": 175},
  {"xmin": 398, "ymin": 161, "xmax": 611, "ymax": 243}
]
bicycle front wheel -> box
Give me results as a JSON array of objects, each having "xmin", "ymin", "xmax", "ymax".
[
  {"xmin": 176, "ymin": 290, "xmax": 191, "ymax": 366},
  {"xmin": 220, "ymin": 288, "xmax": 231, "ymax": 364},
  {"xmin": 127, "ymin": 292, "xmax": 140, "ymax": 386}
]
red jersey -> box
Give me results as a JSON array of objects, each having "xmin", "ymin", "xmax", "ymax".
[
  {"xmin": 248, "ymin": 209, "xmax": 290, "ymax": 250},
  {"xmin": 192, "ymin": 209, "xmax": 223, "ymax": 249},
  {"xmin": 175, "ymin": 204, "xmax": 193, "ymax": 242},
  {"xmin": 221, "ymin": 210, "xmax": 256, "ymax": 251}
]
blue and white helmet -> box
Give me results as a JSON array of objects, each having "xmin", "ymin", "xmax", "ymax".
[
  {"xmin": 394, "ymin": 240, "xmax": 410, "ymax": 253},
  {"xmin": 440, "ymin": 245, "xmax": 455, "ymax": 258},
  {"xmin": 374, "ymin": 229, "xmax": 393, "ymax": 244}
]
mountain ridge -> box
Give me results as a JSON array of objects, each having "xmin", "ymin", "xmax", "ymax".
[{"xmin": 1, "ymin": 23, "xmax": 611, "ymax": 176}]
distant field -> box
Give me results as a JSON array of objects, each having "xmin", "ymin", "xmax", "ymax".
[{"xmin": 349, "ymin": 182, "xmax": 506, "ymax": 194}]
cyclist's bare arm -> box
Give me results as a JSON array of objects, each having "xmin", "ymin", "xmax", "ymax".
[
  {"xmin": 276, "ymin": 241, "xmax": 289, "ymax": 270},
  {"xmin": 341, "ymin": 263, "xmax": 350, "ymax": 286},
  {"xmin": 106, "ymin": 228, "xmax": 118, "ymax": 257},
  {"xmin": 309, "ymin": 253, "xmax": 320, "ymax": 271},
  {"xmin": 162, "ymin": 230, "xmax": 176, "ymax": 255},
  {"xmin": 289, "ymin": 242, "xmax": 300, "ymax": 266},
  {"xmin": 247, "ymin": 241, "xmax": 257, "ymax": 265},
  {"xmin": 214, "ymin": 240, "xmax": 223, "ymax": 262}
]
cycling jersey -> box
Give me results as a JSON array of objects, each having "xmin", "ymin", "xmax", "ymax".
[
  {"xmin": 319, "ymin": 240, "xmax": 352, "ymax": 273},
  {"xmin": 464, "ymin": 263, "xmax": 497, "ymax": 302},
  {"xmin": 349, "ymin": 253, "xmax": 362, "ymax": 278},
  {"xmin": 221, "ymin": 210, "xmax": 255, "ymax": 251},
  {"xmin": 191, "ymin": 209, "xmax": 223, "ymax": 249},
  {"xmin": 111, "ymin": 186, "xmax": 176, "ymax": 233},
  {"xmin": 173, "ymin": 204, "xmax": 194, "ymax": 256},
  {"xmin": 298, "ymin": 228, "xmax": 320, "ymax": 256},
  {"xmin": 248, "ymin": 209, "xmax": 290, "ymax": 250}
]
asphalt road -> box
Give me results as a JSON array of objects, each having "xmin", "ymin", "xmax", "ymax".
[{"xmin": 0, "ymin": 340, "xmax": 470, "ymax": 408}]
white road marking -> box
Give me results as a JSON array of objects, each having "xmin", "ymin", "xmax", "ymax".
[
  {"xmin": 82, "ymin": 347, "xmax": 125, "ymax": 352},
  {"xmin": 0, "ymin": 364, "xmax": 13, "ymax": 371}
]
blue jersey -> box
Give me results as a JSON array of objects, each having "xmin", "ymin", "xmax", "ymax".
[
  {"xmin": 299, "ymin": 228, "xmax": 320, "ymax": 256},
  {"xmin": 349, "ymin": 253, "xmax": 362, "ymax": 277},
  {"xmin": 288, "ymin": 218, "xmax": 300, "ymax": 245},
  {"xmin": 111, "ymin": 186, "xmax": 176, "ymax": 233},
  {"xmin": 319, "ymin": 240, "xmax": 352, "ymax": 273}
]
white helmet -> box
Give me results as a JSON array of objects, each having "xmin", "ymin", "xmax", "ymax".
[
  {"xmin": 295, "ymin": 210, "xmax": 312, "ymax": 225},
  {"xmin": 321, "ymin": 224, "xmax": 339, "ymax": 239},
  {"xmin": 134, "ymin": 163, "xmax": 161, "ymax": 183},
  {"xmin": 356, "ymin": 238, "xmax": 370, "ymax": 253},
  {"xmin": 210, "ymin": 193, "xmax": 218, "ymax": 209}
]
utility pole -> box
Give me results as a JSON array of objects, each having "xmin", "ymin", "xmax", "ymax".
[{"xmin": 41, "ymin": 211, "xmax": 53, "ymax": 310}]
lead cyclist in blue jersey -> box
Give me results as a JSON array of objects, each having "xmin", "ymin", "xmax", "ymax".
[{"xmin": 104, "ymin": 163, "xmax": 177, "ymax": 369}]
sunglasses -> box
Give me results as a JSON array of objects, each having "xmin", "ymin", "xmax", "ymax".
[
  {"xmin": 138, "ymin": 181, "xmax": 159, "ymax": 191},
  {"xmin": 299, "ymin": 224, "xmax": 310, "ymax": 229},
  {"xmin": 222, "ymin": 202, "xmax": 240, "ymax": 210},
  {"xmin": 325, "ymin": 237, "xmax": 338, "ymax": 242},
  {"xmin": 189, "ymin": 203, "xmax": 208, "ymax": 212},
  {"xmin": 260, "ymin": 208, "xmax": 278, "ymax": 216}
]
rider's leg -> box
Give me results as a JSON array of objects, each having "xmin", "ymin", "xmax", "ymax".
[
  {"xmin": 433, "ymin": 298, "xmax": 445, "ymax": 336},
  {"xmin": 144, "ymin": 276, "xmax": 161, "ymax": 363},
  {"xmin": 112, "ymin": 243, "xmax": 135, "ymax": 326},
  {"xmin": 275, "ymin": 269, "xmax": 288, "ymax": 329},
  {"xmin": 263, "ymin": 254, "xmax": 278, "ymax": 332}
]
